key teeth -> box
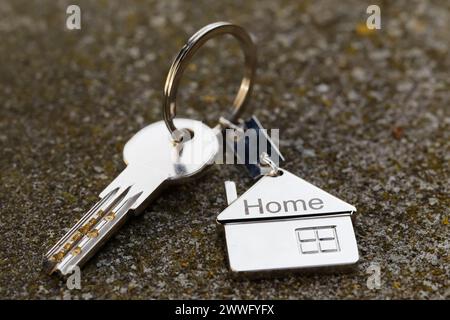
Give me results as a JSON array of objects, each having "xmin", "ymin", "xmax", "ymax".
[
  {"xmin": 44, "ymin": 186, "xmax": 144, "ymax": 275},
  {"xmin": 44, "ymin": 186, "xmax": 129, "ymax": 275},
  {"xmin": 56, "ymin": 190, "xmax": 144, "ymax": 275},
  {"xmin": 45, "ymin": 187, "xmax": 121, "ymax": 263}
]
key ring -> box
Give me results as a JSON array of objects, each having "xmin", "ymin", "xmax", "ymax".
[{"xmin": 162, "ymin": 21, "xmax": 257, "ymax": 141}]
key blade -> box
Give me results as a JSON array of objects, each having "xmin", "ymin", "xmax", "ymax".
[
  {"xmin": 57, "ymin": 192, "xmax": 142, "ymax": 275},
  {"xmin": 44, "ymin": 187, "xmax": 119, "ymax": 263},
  {"xmin": 44, "ymin": 164, "xmax": 167, "ymax": 275},
  {"xmin": 44, "ymin": 185, "xmax": 142, "ymax": 275}
]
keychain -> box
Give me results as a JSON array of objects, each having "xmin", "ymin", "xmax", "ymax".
[
  {"xmin": 216, "ymin": 77, "xmax": 359, "ymax": 274},
  {"xmin": 45, "ymin": 20, "xmax": 358, "ymax": 276},
  {"xmin": 159, "ymin": 21, "xmax": 360, "ymax": 274},
  {"xmin": 44, "ymin": 22, "xmax": 257, "ymax": 275}
]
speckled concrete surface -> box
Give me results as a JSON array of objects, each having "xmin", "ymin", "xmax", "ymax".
[{"xmin": 0, "ymin": 0, "xmax": 448, "ymax": 299}]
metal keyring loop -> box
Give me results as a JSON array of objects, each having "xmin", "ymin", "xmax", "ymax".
[{"xmin": 162, "ymin": 21, "xmax": 257, "ymax": 139}]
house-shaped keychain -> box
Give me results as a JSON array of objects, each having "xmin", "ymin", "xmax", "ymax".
[{"xmin": 217, "ymin": 169, "xmax": 359, "ymax": 273}]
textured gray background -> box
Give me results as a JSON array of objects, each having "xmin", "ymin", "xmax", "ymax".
[{"xmin": 0, "ymin": 0, "xmax": 448, "ymax": 299}]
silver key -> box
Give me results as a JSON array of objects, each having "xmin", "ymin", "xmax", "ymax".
[{"xmin": 44, "ymin": 118, "xmax": 218, "ymax": 275}]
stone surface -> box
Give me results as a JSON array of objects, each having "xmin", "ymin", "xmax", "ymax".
[{"xmin": 0, "ymin": 0, "xmax": 448, "ymax": 299}]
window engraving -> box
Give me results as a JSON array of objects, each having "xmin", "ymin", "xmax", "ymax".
[{"xmin": 296, "ymin": 226, "xmax": 340, "ymax": 254}]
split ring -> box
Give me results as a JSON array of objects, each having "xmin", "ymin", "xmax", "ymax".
[{"xmin": 162, "ymin": 21, "xmax": 257, "ymax": 140}]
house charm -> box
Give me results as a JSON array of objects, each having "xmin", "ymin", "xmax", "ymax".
[{"xmin": 217, "ymin": 169, "xmax": 359, "ymax": 273}]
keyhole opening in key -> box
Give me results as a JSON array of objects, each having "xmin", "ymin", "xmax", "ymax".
[{"xmin": 171, "ymin": 128, "xmax": 194, "ymax": 144}]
